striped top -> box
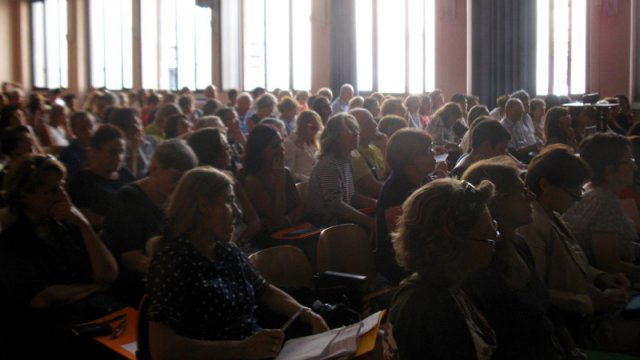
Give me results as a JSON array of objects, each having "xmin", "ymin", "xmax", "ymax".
[{"xmin": 306, "ymin": 152, "xmax": 356, "ymax": 225}]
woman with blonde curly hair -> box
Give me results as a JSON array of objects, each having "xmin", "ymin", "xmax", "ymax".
[
  {"xmin": 385, "ymin": 178, "xmax": 497, "ymax": 359},
  {"xmin": 283, "ymin": 110, "xmax": 323, "ymax": 182}
]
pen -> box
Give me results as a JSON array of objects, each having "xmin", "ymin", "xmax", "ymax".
[{"xmin": 281, "ymin": 308, "xmax": 304, "ymax": 331}]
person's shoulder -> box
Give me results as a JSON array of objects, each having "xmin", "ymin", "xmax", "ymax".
[{"xmin": 115, "ymin": 183, "xmax": 144, "ymax": 201}]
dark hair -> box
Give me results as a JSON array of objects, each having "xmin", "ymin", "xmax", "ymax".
[
  {"xmin": 386, "ymin": 129, "xmax": 432, "ymax": 172},
  {"xmin": 146, "ymin": 94, "xmax": 160, "ymax": 105},
  {"xmin": 470, "ymin": 119, "xmax": 511, "ymax": 150},
  {"xmin": 227, "ymin": 89, "xmax": 238, "ymax": 101},
  {"xmin": 243, "ymin": 125, "xmax": 279, "ymax": 174},
  {"xmin": 0, "ymin": 104, "xmax": 21, "ymax": 129},
  {"xmin": 203, "ymin": 99, "xmax": 223, "ymax": 116},
  {"xmin": 164, "ymin": 114, "xmax": 189, "ymax": 139},
  {"xmin": 187, "ymin": 128, "xmax": 226, "ymax": 167},
  {"xmin": 251, "ymin": 87, "xmax": 266, "ymax": 99},
  {"xmin": 451, "ymin": 93, "xmax": 466, "ymax": 103},
  {"xmin": 177, "ymin": 94, "xmax": 194, "ymax": 113},
  {"xmin": 70, "ymin": 111, "xmax": 93, "ymax": 129},
  {"xmin": 0, "ymin": 125, "xmax": 31, "ymax": 156},
  {"xmin": 579, "ymin": 132, "xmax": 630, "ymax": 184},
  {"xmin": 215, "ymin": 106, "xmax": 235, "ymax": 124},
  {"xmin": 108, "ymin": 107, "xmax": 139, "ymax": 133},
  {"xmin": 90, "ymin": 124, "xmax": 124, "ymax": 149},
  {"xmin": 525, "ymin": 145, "xmax": 591, "ymax": 196},
  {"xmin": 544, "ymin": 106, "xmax": 571, "ymax": 144}
]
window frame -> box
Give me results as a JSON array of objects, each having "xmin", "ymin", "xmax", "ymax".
[{"xmin": 30, "ymin": 0, "xmax": 69, "ymax": 90}]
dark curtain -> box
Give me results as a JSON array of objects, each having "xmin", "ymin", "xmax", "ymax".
[
  {"xmin": 471, "ymin": 0, "xmax": 536, "ymax": 108},
  {"xmin": 330, "ymin": 0, "xmax": 357, "ymax": 97}
]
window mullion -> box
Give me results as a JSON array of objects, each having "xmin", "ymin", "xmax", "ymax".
[
  {"xmin": 404, "ymin": 0, "xmax": 409, "ymax": 94},
  {"xmin": 372, "ymin": 0, "xmax": 378, "ymax": 91}
]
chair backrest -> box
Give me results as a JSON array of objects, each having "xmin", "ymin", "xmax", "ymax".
[
  {"xmin": 249, "ymin": 245, "xmax": 314, "ymax": 288},
  {"xmin": 317, "ymin": 224, "xmax": 376, "ymax": 278},
  {"xmin": 136, "ymin": 295, "xmax": 151, "ymax": 360}
]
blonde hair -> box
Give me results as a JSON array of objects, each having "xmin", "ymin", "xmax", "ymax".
[
  {"xmin": 165, "ymin": 167, "xmax": 234, "ymax": 242},
  {"xmin": 294, "ymin": 110, "xmax": 323, "ymax": 149},
  {"xmin": 318, "ymin": 113, "xmax": 359, "ymax": 158}
]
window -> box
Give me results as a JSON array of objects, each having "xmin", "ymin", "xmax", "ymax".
[
  {"xmin": 222, "ymin": 0, "xmax": 312, "ymax": 91},
  {"xmin": 31, "ymin": 0, "xmax": 68, "ymax": 89},
  {"xmin": 355, "ymin": 0, "xmax": 436, "ymax": 94},
  {"xmin": 536, "ymin": 0, "xmax": 587, "ymax": 96},
  {"xmin": 89, "ymin": 0, "xmax": 133, "ymax": 89},
  {"xmin": 140, "ymin": 0, "xmax": 212, "ymax": 90}
]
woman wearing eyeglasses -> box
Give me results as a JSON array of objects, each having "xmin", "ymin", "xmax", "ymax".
[
  {"xmin": 283, "ymin": 110, "xmax": 323, "ymax": 183},
  {"xmin": 0, "ymin": 154, "xmax": 118, "ymax": 358},
  {"xmin": 563, "ymin": 133, "xmax": 640, "ymax": 284},
  {"xmin": 384, "ymin": 178, "xmax": 498, "ymax": 360},
  {"xmin": 518, "ymin": 145, "xmax": 630, "ymax": 348},
  {"xmin": 462, "ymin": 157, "xmax": 570, "ymax": 360}
]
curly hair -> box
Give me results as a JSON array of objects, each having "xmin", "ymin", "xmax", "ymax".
[{"xmin": 393, "ymin": 178, "xmax": 494, "ymax": 286}]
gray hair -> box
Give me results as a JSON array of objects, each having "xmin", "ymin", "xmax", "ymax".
[
  {"xmin": 152, "ymin": 138, "xmax": 198, "ymax": 171},
  {"xmin": 256, "ymin": 93, "xmax": 277, "ymax": 109},
  {"xmin": 318, "ymin": 113, "xmax": 359, "ymax": 158}
]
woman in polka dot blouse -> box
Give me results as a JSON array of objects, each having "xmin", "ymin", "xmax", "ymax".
[{"xmin": 146, "ymin": 167, "xmax": 328, "ymax": 359}]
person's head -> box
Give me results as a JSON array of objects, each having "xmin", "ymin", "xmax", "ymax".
[
  {"xmin": 204, "ymin": 84, "xmax": 217, "ymax": 99},
  {"xmin": 363, "ymin": 97, "xmax": 380, "ymax": 118},
  {"xmin": 27, "ymin": 93, "xmax": 45, "ymax": 114},
  {"xmin": 109, "ymin": 107, "xmax": 143, "ymax": 144},
  {"xmin": 429, "ymin": 89, "xmax": 445, "ymax": 111},
  {"xmin": 0, "ymin": 105, "xmax": 26, "ymax": 129},
  {"xmin": 349, "ymin": 108, "xmax": 376, "ymax": 145},
  {"xmin": 277, "ymin": 96, "xmax": 299, "ymax": 121},
  {"xmin": 432, "ymin": 102, "xmax": 463, "ymax": 126},
  {"xmin": 295, "ymin": 110, "xmax": 323, "ymax": 146},
  {"xmin": 348, "ymin": 96, "xmax": 364, "ymax": 110},
  {"xmin": 187, "ymin": 127, "xmax": 232, "ymax": 170},
  {"xmin": 235, "ymin": 92, "xmax": 253, "ymax": 115},
  {"xmin": 146, "ymin": 93, "xmax": 160, "ymax": 109},
  {"xmin": 244, "ymin": 125, "xmax": 283, "ymax": 174},
  {"xmin": 469, "ymin": 119, "xmax": 511, "ymax": 156},
  {"xmin": 7, "ymin": 89, "xmax": 24, "ymax": 106},
  {"xmin": 450, "ymin": 93, "xmax": 468, "ymax": 114},
  {"xmin": 215, "ymin": 106, "xmax": 238, "ymax": 129},
  {"xmin": 255, "ymin": 93, "xmax": 277, "ymax": 118},
  {"xmin": 154, "ymin": 103, "xmax": 182, "ymax": 128},
  {"xmin": 88, "ymin": 124, "xmax": 126, "ymax": 174},
  {"xmin": 311, "ymin": 96, "xmax": 332, "ymax": 124},
  {"xmin": 259, "ymin": 118, "xmax": 287, "ymax": 138},
  {"xmin": 377, "ymin": 115, "xmax": 408, "ymax": 139},
  {"xmin": 49, "ymin": 104, "xmax": 68, "ymax": 127},
  {"xmin": 526, "ymin": 145, "xmax": 591, "ymax": 213},
  {"xmin": 467, "ymin": 105, "xmax": 490, "ymax": 128},
  {"xmin": 419, "ymin": 94, "xmax": 432, "ymax": 115},
  {"xmin": 1, "ymin": 126, "xmax": 36, "ymax": 159},
  {"xmin": 251, "ymin": 87, "xmax": 266, "ymax": 100},
  {"xmin": 544, "ymin": 106, "xmax": 573, "ymax": 144},
  {"xmin": 339, "ymin": 84, "xmax": 354, "ymax": 102},
  {"xmin": 466, "ymin": 95, "xmax": 480, "ymax": 109},
  {"xmin": 63, "ymin": 93, "xmax": 77, "ymax": 111},
  {"xmin": 164, "ymin": 114, "xmax": 192, "ymax": 139},
  {"xmin": 380, "ymin": 98, "xmax": 407, "ymax": 118},
  {"xmin": 319, "ymin": 113, "xmax": 359, "ymax": 158},
  {"xmin": 317, "ymin": 87, "xmax": 333, "ymax": 101},
  {"xmin": 510, "ymin": 89, "xmax": 530, "ymax": 113},
  {"xmin": 579, "ymin": 133, "xmax": 634, "ymax": 188},
  {"xmin": 505, "ymin": 98, "xmax": 524, "ymax": 121},
  {"xmin": 165, "ymin": 167, "xmax": 239, "ymax": 243},
  {"xmin": 386, "ymin": 128, "xmax": 435, "ymax": 177},
  {"xmin": 404, "ymin": 95, "xmax": 420, "ymax": 113},
  {"xmin": 227, "ymin": 89, "xmax": 238, "ymax": 105},
  {"xmin": 177, "ymin": 94, "xmax": 195, "ymax": 115},
  {"xmin": 203, "ymin": 99, "xmax": 223, "ymax": 116},
  {"xmin": 393, "ymin": 178, "xmax": 496, "ymax": 286},
  {"xmin": 295, "ymin": 90, "xmax": 310, "ymax": 107},
  {"xmin": 530, "ymin": 98, "xmax": 546, "ymax": 120},
  {"xmin": 616, "ymin": 94, "xmax": 631, "ymax": 113},
  {"xmin": 5, "ymin": 154, "xmax": 67, "ymax": 218},
  {"xmin": 463, "ymin": 158, "xmax": 535, "ymax": 230},
  {"xmin": 149, "ymin": 139, "xmax": 198, "ymax": 199}
]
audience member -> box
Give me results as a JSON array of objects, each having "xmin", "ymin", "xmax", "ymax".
[
  {"xmin": 58, "ymin": 111, "xmax": 95, "ymax": 178},
  {"xmin": 331, "ymin": 84, "xmax": 354, "ymax": 115},
  {"xmin": 311, "ymin": 95, "xmax": 332, "ymax": 125},
  {"xmin": 452, "ymin": 118, "xmax": 511, "ymax": 178},
  {"xmin": 163, "ymin": 113, "xmax": 192, "ymax": 139},
  {"xmin": 109, "ymin": 107, "xmax": 158, "ymax": 178},
  {"xmin": 145, "ymin": 103, "xmax": 181, "ymax": 142},
  {"xmin": 277, "ymin": 96, "xmax": 299, "ymax": 135},
  {"xmin": 544, "ymin": 106, "xmax": 577, "ymax": 150},
  {"xmin": 283, "ymin": 110, "xmax": 322, "ymax": 182},
  {"xmin": 146, "ymin": 167, "xmax": 327, "ymax": 360},
  {"xmin": 351, "ymin": 109, "xmax": 387, "ymax": 198},
  {"xmin": 247, "ymin": 94, "xmax": 277, "ymax": 133},
  {"xmin": 385, "ymin": 178, "xmax": 497, "ymax": 359},
  {"xmin": 68, "ymin": 124, "xmax": 135, "ymax": 229},
  {"xmin": 426, "ymin": 102, "xmax": 463, "ymax": 152},
  {"xmin": 500, "ymin": 98, "xmax": 542, "ymax": 162}
]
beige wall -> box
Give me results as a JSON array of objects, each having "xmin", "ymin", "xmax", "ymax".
[{"xmin": 0, "ymin": 0, "xmax": 636, "ymax": 102}]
